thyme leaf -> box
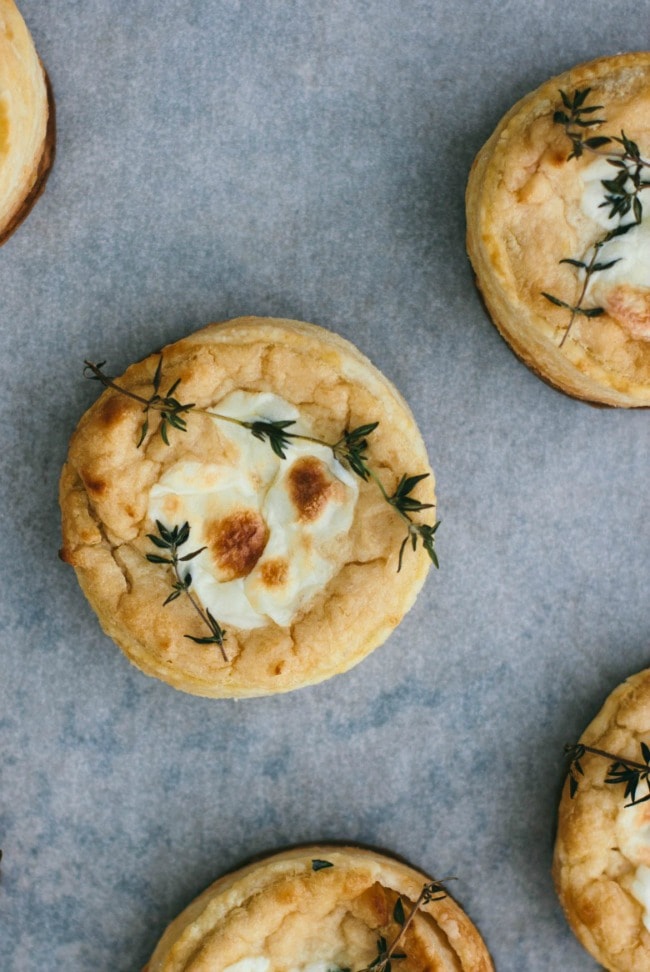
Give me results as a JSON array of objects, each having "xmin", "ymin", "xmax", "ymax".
[
  {"xmin": 84, "ymin": 357, "xmax": 195, "ymax": 446},
  {"xmin": 357, "ymin": 881, "xmax": 449, "ymax": 972},
  {"xmin": 332, "ymin": 422, "xmax": 379, "ymax": 481},
  {"xmin": 564, "ymin": 742, "xmax": 650, "ymax": 806},
  {"xmin": 543, "ymin": 89, "xmax": 650, "ymax": 347},
  {"xmin": 86, "ymin": 367, "xmax": 439, "ymax": 573},
  {"xmin": 248, "ymin": 419, "xmax": 296, "ymax": 459},
  {"xmin": 146, "ymin": 521, "xmax": 227, "ymax": 660}
]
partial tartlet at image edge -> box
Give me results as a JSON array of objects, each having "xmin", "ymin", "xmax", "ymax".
[
  {"xmin": 466, "ymin": 52, "xmax": 650, "ymax": 407},
  {"xmin": 555, "ymin": 668, "xmax": 650, "ymax": 971},
  {"xmin": 60, "ymin": 317, "xmax": 438, "ymax": 698},
  {"xmin": 144, "ymin": 845, "xmax": 494, "ymax": 972},
  {"xmin": 0, "ymin": 0, "xmax": 55, "ymax": 245}
]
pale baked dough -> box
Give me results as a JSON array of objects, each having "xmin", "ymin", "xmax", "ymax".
[
  {"xmin": 144, "ymin": 845, "xmax": 493, "ymax": 972},
  {"xmin": 0, "ymin": 0, "xmax": 54, "ymax": 244},
  {"xmin": 554, "ymin": 668, "xmax": 650, "ymax": 970},
  {"xmin": 60, "ymin": 317, "xmax": 436, "ymax": 698},
  {"xmin": 466, "ymin": 53, "xmax": 650, "ymax": 407}
]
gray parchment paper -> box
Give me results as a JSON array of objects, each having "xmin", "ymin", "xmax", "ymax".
[{"xmin": 1, "ymin": 2, "xmax": 648, "ymax": 969}]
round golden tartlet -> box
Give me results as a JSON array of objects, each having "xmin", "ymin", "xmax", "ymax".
[
  {"xmin": 144, "ymin": 845, "xmax": 493, "ymax": 972},
  {"xmin": 60, "ymin": 317, "xmax": 436, "ymax": 698},
  {"xmin": 0, "ymin": 0, "xmax": 55, "ymax": 245},
  {"xmin": 554, "ymin": 668, "xmax": 650, "ymax": 970},
  {"xmin": 466, "ymin": 52, "xmax": 650, "ymax": 407}
]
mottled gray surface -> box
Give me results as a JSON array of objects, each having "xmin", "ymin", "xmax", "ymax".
[{"xmin": 0, "ymin": 1, "xmax": 648, "ymax": 969}]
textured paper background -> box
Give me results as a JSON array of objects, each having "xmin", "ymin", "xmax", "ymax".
[{"xmin": 1, "ymin": 2, "xmax": 648, "ymax": 969}]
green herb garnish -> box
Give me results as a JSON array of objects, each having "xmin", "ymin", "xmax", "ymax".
[
  {"xmin": 86, "ymin": 361, "xmax": 440, "ymax": 573},
  {"xmin": 146, "ymin": 520, "xmax": 227, "ymax": 660},
  {"xmin": 565, "ymin": 742, "xmax": 650, "ymax": 806},
  {"xmin": 85, "ymin": 357, "xmax": 195, "ymax": 447},
  {"xmin": 311, "ymin": 863, "xmax": 449, "ymax": 972},
  {"xmin": 543, "ymin": 88, "xmax": 650, "ymax": 347},
  {"xmin": 359, "ymin": 881, "xmax": 449, "ymax": 972}
]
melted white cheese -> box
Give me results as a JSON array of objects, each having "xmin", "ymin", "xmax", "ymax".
[
  {"xmin": 224, "ymin": 960, "xmax": 338, "ymax": 972},
  {"xmin": 148, "ymin": 392, "xmax": 358, "ymax": 630},
  {"xmin": 223, "ymin": 960, "xmax": 270, "ymax": 972},
  {"xmin": 615, "ymin": 794, "xmax": 650, "ymax": 930},
  {"xmin": 580, "ymin": 157, "xmax": 650, "ymax": 290}
]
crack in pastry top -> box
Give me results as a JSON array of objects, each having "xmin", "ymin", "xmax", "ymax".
[{"xmin": 147, "ymin": 391, "xmax": 359, "ymax": 629}]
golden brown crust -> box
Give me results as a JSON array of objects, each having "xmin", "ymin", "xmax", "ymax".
[
  {"xmin": 60, "ymin": 318, "xmax": 435, "ymax": 698},
  {"xmin": 553, "ymin": 669, "xmax": 650, "ymax": 970},
  {"xmin": 466, "ymin": 52, "xmax": 650, "ymax": 407},
  {"xmin": 0, "ymin": 1, "xmax": 54, "ymax": 245},
  {"xmin": 145, "ymin": 845, "xmax": 494, "ymax": 972}
]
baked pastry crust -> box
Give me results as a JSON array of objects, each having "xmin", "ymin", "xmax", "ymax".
[
  {"xmin": 554, "ymin": 668, "xmax": 650, "ymax": 970},
  {"xmin": 0, "ymin": 0, "xmax": 54, "ymax": 245},
  {"xmin": 144, "ymin": 845, "xmax": 493, "ymax": 972},
  {"xmin": 466, "ymin": 52, "xmax": 650, "ymax": 407},
  {"xmin": 60, "ymin": 317, "xmax": 435, "ymax": 698}
]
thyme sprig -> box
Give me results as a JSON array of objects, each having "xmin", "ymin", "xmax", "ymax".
[
  {"xmin": 146, "ymin": 520, "xmax": 227, "ymax": 660},
  {"xmin": 309, "ymin": 863, "xmax": 448, "ymax": 972},
  {"xmin": 542, "ymin": 88, "xmax": 650, "ymax": 347},
  {"xmin": 85, "ymin": 362, "xmax": 439, "ymax": 572},
  {"xmin": 552, "ymin": 87, "xmax": 610, "ymax": 160},
  {"xmin": 84, "ymin": 357, "xmax": 195, "ymax": 447},
  {"xmin": 360, "ymin": 881, "xmax": 449, "ymax": 972},
  {"xmin": 332, "ymin": 423, "xmax": 379, "ymax": 479},
  {"xmin": 565, "ymin": 742, "xmax": 650, "ymax": 806}
]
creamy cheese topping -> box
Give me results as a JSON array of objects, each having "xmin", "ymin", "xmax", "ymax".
[
  {"xmin": 224, "ymin": 960, "xmax": 270, "ymax": 972},
  {"xmin": 615, "ymin": 793, "xmax": 650, "ymax": 929},
  {"xmin": 579, "ymin": 156, "xmax": 650, "ymax": 340},
  {"xmin": 223, "ymin": 958, "xmax": 339, "ymax": 972},
  {"xmin": 148, "ymin": 392, "xmax": 358, "ymax": 629}
]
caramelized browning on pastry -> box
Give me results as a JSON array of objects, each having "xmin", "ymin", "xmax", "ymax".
[{"xmin": 146, "ymin": 846, "xmax": 493, "ymax": 972}]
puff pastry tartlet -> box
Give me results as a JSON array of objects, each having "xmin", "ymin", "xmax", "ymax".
[
  {"xmin": 0, "ymin": 0, "xmax": 54, "ymax": 244},
  {"xmin": 554, "ymin": 668, "xmax": 650, "ymax": 970},
  {"xmin": 466, "ymin": 53, "xmax": 650, "ymax": 407},
  {"xmin": 60, "ymin": 317, "xmax": 436, "ymax": 697},
  {"xmin": 145, "ymin": 845, "xmax": 493, "ymax": 972}
]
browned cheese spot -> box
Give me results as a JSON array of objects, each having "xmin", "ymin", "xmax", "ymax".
[
  {"xmin": 260, "ymin": 557, "xmax": 289, "ymax": 588},
  {"xmin": 206, "ymin": 509, "xmax": 269, "ymax": 580},
  {"xmin": 287, "ymin": 455, "xmax": 345, "ymax": 522}
]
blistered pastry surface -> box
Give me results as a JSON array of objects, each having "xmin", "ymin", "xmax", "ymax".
[
  {"xmin": 554, "ymin": 669, "xmax": 650, "ymax": 971},
  {"xmin": 466, "ymin": 52, "xmax": 650, "ymax": 406},
  {"xmin": 146, "ymin": 846, "xmax": 493, "ymax": 972},
  {"xmin": 60, "ymin": 318, "xmax": 434, "ymax": 697}
]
